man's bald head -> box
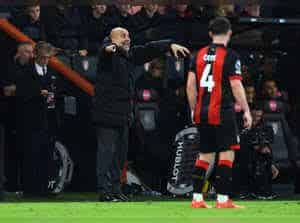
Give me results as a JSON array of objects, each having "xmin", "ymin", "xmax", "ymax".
[
  {"xmin": 110, "ymin": 27, "xmax": 128, "ymax": 37},
  {"xmin": 110, "ymin": 27, "xmax": 131, "ymax": 52}
]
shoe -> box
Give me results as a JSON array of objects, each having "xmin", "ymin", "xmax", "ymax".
[
  {"xmin": 215, "ymin": 199, "xmax": 245, "ymax": 209},
  {"xmin": 113, "ymin": 193, "xmax": 130, "ymax": 202},
  {"xmin": 250, "ymin": 192, "xmax": 261, "ymax": 199},
  {"xmin": 238, "ymin": 192, "xmax": 251, "ymax": 200},
  {"xmin": 268, "ymin": 192, "xmax": 277, "ymax": 200},
  {"xmin": 190, "ymin": 200, "xmax": 212, "ymax": 208},
  {"xmin": 98, "ymin": 192, "xmax": 120, "ymax": 202},
  {"xmin": 250, "ymin": 192, "xmax": 277, "ymax": 200},
  {"xmin": 22, "ymin": 192, "xmax": 54, "ymax": 198},
  {"xmin": 261, "ymin": 192, "xmax": 277, "ymax": 200}
]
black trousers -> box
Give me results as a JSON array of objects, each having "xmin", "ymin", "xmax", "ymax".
[
  {"xmin": 21, "ymin": 130, "xmax": 51, "ymax": 194},
  {"xmin": 96, "ymin": 125, "xmax": 128, "ymax": 193},
  {"xmin": 0, "ymin": 124, "xmax": 4, "ymax": 191}
]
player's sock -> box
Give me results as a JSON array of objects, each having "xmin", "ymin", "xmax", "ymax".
[
  {"xmin": 217, "ymin": 194, "xmax": 229, "ymax": 203},
  {"xmin": 215, "ymin": 160, "xmax": 233, "ymax": 199},
  {"xmin": 193, "ymin": 193, "xmax": 203, "ymax": 202},
  {"xmin": 192, "ymin": 160, "xmax": 209, "ymax": 195}
]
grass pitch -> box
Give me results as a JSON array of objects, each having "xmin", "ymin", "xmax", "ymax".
[{"xmin": 0, "ymin": 193, "xmax": 300, "ymax": 223}]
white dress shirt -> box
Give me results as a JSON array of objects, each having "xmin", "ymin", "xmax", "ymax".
[{"xmin": 35, "ymin": 63, "xmax": 47, "ymax": 76}]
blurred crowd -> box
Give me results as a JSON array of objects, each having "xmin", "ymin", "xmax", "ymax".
[{"xmin": 4, "ymin": 0, "xmax": 267, "ymax": 53}]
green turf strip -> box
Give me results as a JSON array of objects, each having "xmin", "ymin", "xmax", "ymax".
[{"xmin": 1, "ymin": 200, "xmax": 300, "ymax": 223}]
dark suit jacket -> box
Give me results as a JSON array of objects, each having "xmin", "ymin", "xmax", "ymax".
[
  {"xmin": 10, "ymin": 14, "xmax": 47, "ymax": 42},
  {"xmin": 16, "ymin": 62, "xmax": 54, "ymax": 132}
]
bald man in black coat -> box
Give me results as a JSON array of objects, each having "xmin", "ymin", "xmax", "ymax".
[{"xmin": 93, "ymin": 27, "xmax": 190, "ymax": 201}]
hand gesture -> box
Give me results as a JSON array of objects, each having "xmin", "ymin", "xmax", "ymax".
[
  {"xmin": 243, "ymin": 110, "xmax": 252, "ymax": 130},
  {"xmin": 271, "ymin": 164, "xmax": 279, "ymax": 179},
  {"xmin": 3, "ymin": 85, "xmax": 16, "ymax": 96},
  {"xmin": 78, "ymin": 49, "xmax": 88, "ymax": 56},
  {"xmin": 170, "ymin": 44, "xmax": 190, "ymax": 59},
  {"xmin": 190, "ymin": 110, "xmax": 195, "ymax": 124},
  {"xmin": 105, "ymin": 44, "xmax": 117, "ymax": 53},
  {"xmin": 41, "ymin": 89, "xmax": 49, "ymax": 97}
]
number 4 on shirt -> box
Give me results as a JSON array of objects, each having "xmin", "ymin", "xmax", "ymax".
[{"xmin": 200, "ymin": 64, "xmax": 215, "ymax": 92}]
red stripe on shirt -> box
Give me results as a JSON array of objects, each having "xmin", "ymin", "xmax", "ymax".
[{"xmin": 208, "ymin": 47, "xmax": 227, "ymax": 125}]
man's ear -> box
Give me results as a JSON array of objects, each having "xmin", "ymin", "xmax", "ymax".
[
  {"xmin": 209, "ymin": 31, "xmax": 213, "ymax": 39},
  {"xmin": 109, "ymin": 36, "xmax": 118, "ymax": 45}
]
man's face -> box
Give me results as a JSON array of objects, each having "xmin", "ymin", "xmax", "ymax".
[
  {"xmin": 251, "ymin": 110, "xmax": 263, "ymax": 126},
  {"xmin": 221, "ymin": 4, "xmax": 235, "ymax": 17},
  {"xmin": 175, "ymin": 4, "xmax": 188, "ymax": 13},
  {"xmin": 144, "ymin": 4, "xmax": 158, "ymax": 14},
  {"xmin": 17, "ymin": 45, "xmax": 34, "ymax": 65},
  {"xmin": 245, "ymin": 86, "xmax": 256, "ymax": 104},
  {"xmin": 119, "ymin": 4, "xmax": 131, "ymax": 15},
  {"xmin": 263, "ymin": 80, "xmax": 278, "ymax": 98},
  {"xmin": 35, "ymin": 52, "xmax": 51, "ymax": 66},
  {"xmin": 27, "ymin": 6, "xmax": 40, "ymax": 22},
  {"xmin": 245, "ymin": 4, "xmax": 261, "ymax": 17},
  {"xmin": 112, "ymin": 29, "xmax": 131, "ymax": 52},
  {"xmin": 150, "ymin": 62, "xmax": 164, "ymax": 78},
  {"xmin": 92, "ymin": 4, "xmax": 107, "ymax": 15}
]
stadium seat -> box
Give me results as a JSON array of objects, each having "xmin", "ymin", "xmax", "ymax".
[
  {"xmin": 56, "ymin": 55, "xmax": 71, "ymax": 67},
  {"xmin": 262, "ymin": 102, "xmax": 300, "ymax": 183},
  {"xmin": 72, "ymin": 56, "xmax": 98, "ymax": 82},
  {"xmin": 166, "ymin": 55, "xmax": 185, "ymax": 81},
  {"xmin": 135, "ymin": 89, "xmax": 160, "ymax": 132}
]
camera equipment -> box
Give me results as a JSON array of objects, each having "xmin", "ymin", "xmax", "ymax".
[{"xmin": 246, "ymin": 125, "xmax": 274, "ymax": 147}]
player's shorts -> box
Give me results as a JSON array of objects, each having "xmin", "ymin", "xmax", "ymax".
[{"xmin": 196, "ymin": 108, "xmax": 240, "ymax": 153}]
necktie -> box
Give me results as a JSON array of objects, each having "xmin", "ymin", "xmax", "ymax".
[{"xmin": 42, "ymin": 66, "xmax": 47, "ymax": 75}]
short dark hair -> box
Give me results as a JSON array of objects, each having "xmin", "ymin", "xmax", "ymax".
[{"xmin": 208, "ymin": 17, "xmax": 231, "ymax": 35}]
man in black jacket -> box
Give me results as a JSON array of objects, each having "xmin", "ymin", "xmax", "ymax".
[
  {"xmin": 93, "ymin": 27, "xmax": 189, "ymax": 201},
  {"xmin": 1, "ymin": 42, "xmax": 34, "ymax": 198},
  {"xmin": 44, "ymin": 0, "xmax": 87, "ymax": 56},
  {"xmin": 17, "ymin": 41, "xmax": 57, "ymax": 196},
  {"xmin": 83, "ymin": 3, "xmax": 113, "ymax": 55},
  {"xmin": 10, "ymin": 2, "xmax": 47, "ymax": 42},
  {"xmin": 132, "ymin": 4, "xmax": 162, "ymax": 44}
]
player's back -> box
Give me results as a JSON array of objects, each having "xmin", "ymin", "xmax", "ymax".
[{"xmin": 191, "ymin": 44, "xmax": 242, "ymax": 126}]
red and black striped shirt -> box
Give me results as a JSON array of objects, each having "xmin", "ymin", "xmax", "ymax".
[{"xmin": 190, "ymin": 44, "xmax": 243, "ymax": 125}]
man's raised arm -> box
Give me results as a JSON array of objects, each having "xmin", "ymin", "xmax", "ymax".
[{"xmin": 131, "ymin": 40, "xmax": 190, "ymax": 65}]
